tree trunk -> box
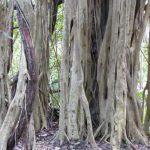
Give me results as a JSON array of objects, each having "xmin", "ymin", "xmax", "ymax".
[
  {"xmin": 0, "ymin": 47, "xmax": 29, "ymax": 150},
  {"xmin": 59, "ymin": 0, "xmax": 150, "ymax": 149},
  {"xmin": 33, "ymin": 0, "xmax": 63, "ymax": 130},
  {"xmin": 6, "ymin": 3, "xmax": 37, "ymax": 148},
  {"xmin": 16, "ymin": 0, "xmax": 62, "ymax": 130},
  {"xmin": 0, "ymin": 0, "xmax": 13, "ymax": 127},
  {"xmin": 144, "ymin": 23, "xmax": 150, "ymax": 134},
  {"xmin": 33, "ymin": 0, "xmax": 50, "ymax": 130}
]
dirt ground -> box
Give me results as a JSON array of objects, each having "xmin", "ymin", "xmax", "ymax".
[{"xmin": 14, "ymin": 122, "xmax": 150, "ymax": 150}]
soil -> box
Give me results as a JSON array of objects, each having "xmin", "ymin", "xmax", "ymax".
[{"xmin": 14, "ymin": 122, "xmax": 150, "ymax": 150}]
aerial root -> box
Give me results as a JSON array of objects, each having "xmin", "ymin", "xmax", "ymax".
[
  {"xmin": 123, "ymin": 129, "xmax": 136, "ymax": 150},
  {"xmin": 99, "ymin": 125, "xmax": 108, "ymax": 142},
  {"xmin": 94, "ymin": 121, "xmax": 105, "ymax": 138}
]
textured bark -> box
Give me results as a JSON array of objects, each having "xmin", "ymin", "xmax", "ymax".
[
  {"xmin": 0, "ymin": 48, "xmax": 28, "ymax": 150},
  {"xmin": 0, "ymin": 0, "xmax": 63, "ymax": 148},
  {"xmin": 145, "ymin": 24, "xmax": 150, "ymax": 134},
  {"xmin": 59, "ymin": 0, "xmax": 97, "ymax": 147},
  {"xmin": 59, "ymin": 0, "xmax": 150, "ymax": 149},
  {"xmin": 33, "ymin": 0, "xmax": 50, "ymax": 130},
  {"xmin": 33, "ymin": 0, "xmax": 63, "ymax": 130},
  {"xmin": 10, "ymin": 0, "xmax": 62, "ymax": 131},
  {"xmin": 58, "ymin": 0, "xmax": 70, "ymax": 144},
  {"xmin": 6, "ymin": 3, "xmax": 37, "ymax": 148},
  {"xmin": 11, "ymin": 0, "xmax": 62, "ymax": 131},
  {"xmin": 7, "ymin": 10, "xmax": 13, "ymax": 74},
  {"xmin": 97, "ymin": 0, "xmax": 150, "ymax": 148},
  {"xmin": 0, "ymin": 0, "xmax": 13, "ymax": 128},
  {"xmin": 0, "ymin": 2, "xmax": 8, "ymax": 127}
]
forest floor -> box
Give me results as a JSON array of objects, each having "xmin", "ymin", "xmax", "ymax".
[{"xmin": 14, "ymin": 121, "xmax": 150, "ymax": 150}]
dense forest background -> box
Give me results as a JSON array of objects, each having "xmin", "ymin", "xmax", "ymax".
[{"xmin": 0, "ymin": 0, "xmax": 150, "ymax": 150}]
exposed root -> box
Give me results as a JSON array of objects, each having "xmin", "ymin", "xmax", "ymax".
[
  {"xmin": 132, "ymin": 124, "xmax": 147, "ymax": 145},
  {"xmin": 100, "ymin": 125, "xmax": 108, "ymax": 142},
  {"xmin": 104, "ymin": 139, "xmax": 111, "ymax": 144},
  {"xmin": 54, "ymin": 131, "xmax": 70, "ymax": 145},
  {"xmin": 123, "ymin": 129, "xmax": 136, "ymax": 150},
  {"xmin": 104, "ymin": 133, "xmax": 110, "ymax": 142},
  {"xmin": 94, "ymin": 121, "xmax": 105, "ymax": 138},
  {"xmin": 27, "ymin": 114, "xmax": 36, "ymax": 150},
  {"xmin": 79, "ymin": 82, "xmax": 97, "ymax": 148},
  {"xmin": 79, "ymin": 104, "xmax": 86, "ymax": 138}
]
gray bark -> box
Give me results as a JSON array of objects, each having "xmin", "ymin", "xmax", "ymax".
[{"xmin": 59, "ymin": 0, "xmax": 150, "ymax": 149}]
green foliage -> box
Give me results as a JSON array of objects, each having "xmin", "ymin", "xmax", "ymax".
[
  {"xmin": 9, "ymin": 12, "xmax": 21, "ymax": 78},
  {"xmin": 49, "ymin": 4, "xmax": 63, "ymax": 108},
  {"xmin": 137, "ymin": 36, "xmax": 149, "ymax": 124},
  {"xmin": 9, "ymin": 6, "xmax": 64, "ymax": 108}
]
